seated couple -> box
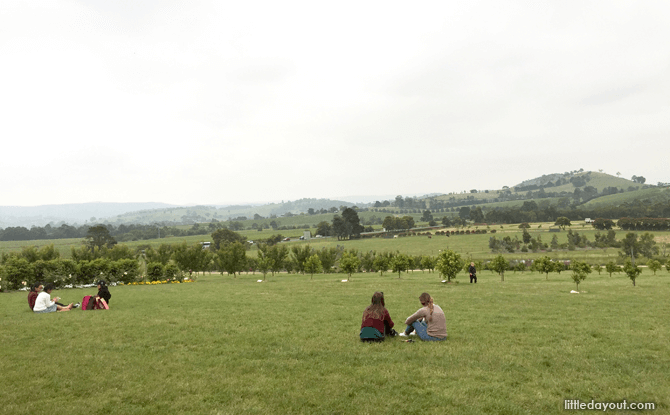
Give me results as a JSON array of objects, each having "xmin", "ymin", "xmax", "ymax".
[
  {"xmin": 360, "ymin": 292, "xmax": 447, "ymax": 342},
  {"xmin": 30, "ymin": 283, "xmax": 75, "ymax": 313}
]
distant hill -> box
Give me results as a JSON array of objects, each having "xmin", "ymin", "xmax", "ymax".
[
  {"xmin": 1, "ymin": 170, "xmax": 665, "ymax": 229},
  {"xmin": 0, "ymin": 203, "xmax": 176, "ymax": 228},
  {"xmin": 106, "ymin": 198, "xmax": 356, "ymax": 225}
]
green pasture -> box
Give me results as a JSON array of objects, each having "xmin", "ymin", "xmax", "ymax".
[
  {"xmin": 2, "ymin": 269, "xmax": 668, "ymax": 414},
  {"xmin": 3, "ymin": 224, "xmax": 669, "ymax": 266}
]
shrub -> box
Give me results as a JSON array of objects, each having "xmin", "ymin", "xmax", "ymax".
[
  {"xmin": 76, "ymin": 258, "xmax": 111, "ymax": 285},
  {"xmin": 164, "ymin": 263, "xmax": 180, "ymax": 281},
  {"xmin": 147, "ymin": 262, "xmax": 165, "ymax": 281},
  {"xmin": 109, "ymin": 259, "xmax": 140, "ymax": 284},
  {"xmin": 1, "ymin": 257, "xmax": 33, "ymax": 290}
]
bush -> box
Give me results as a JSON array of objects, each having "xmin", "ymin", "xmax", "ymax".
[
  {"xmin": 76, "ymin": 258, "xmax": 111, "ymax": 285},
  {"xmin": 164, "ymin": 263, "xmax": 180, "ymax": 281},
  {"xmin": 109, "ymin": 259, "xmax": 140, "ymax": 284},
  {"xmin": 147, "ymin": 262, "xmax": 165, "ymax": 282},
  {"xmin": 1, "ymin": 257, "xmax": 33, "ymax": 290}
]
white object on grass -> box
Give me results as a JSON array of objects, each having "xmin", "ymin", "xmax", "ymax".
[
  {"xmin": 341, "ymin": 280, "xmax": 348, "ymax": 282},
  {"xmin": 399, "ymin": 332, "xmax": 407, "ymax": 337},
  {"xmin": 441, "ymin": 280, "xmax": 447, "ymax": 283},
  {"xmin": 570, "ymin": 290, "xmax": 579, "ymax": 294},
  {"xmin": 257, "ymin": 280, "xmax": 263, "ymax": 282}
]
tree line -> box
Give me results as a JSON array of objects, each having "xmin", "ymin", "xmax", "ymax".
[{"xmin": 2, "ymin": 227, "xmax": 667, "ymax": 292}]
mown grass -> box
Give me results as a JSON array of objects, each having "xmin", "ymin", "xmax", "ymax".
[{"xmin": 1, "ymin": 269, "xmax": 668, "ymax": 414}]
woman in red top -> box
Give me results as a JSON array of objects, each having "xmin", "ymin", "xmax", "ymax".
[
  {"xmin": 360, "ymin": 292, "xmax": 396, "ymax": 342},
  {"xmin": 27, "ymin": 282, "xmax": 43, "ymax": 310}
]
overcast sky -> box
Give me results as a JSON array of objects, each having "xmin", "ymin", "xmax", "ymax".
[{"xmin": 1, "ymin": 1, "xmax": 669, "ymax": 207}]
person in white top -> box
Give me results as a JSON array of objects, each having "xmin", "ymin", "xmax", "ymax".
[{"xmin": 33, "ymin": 283, "xmax": 73, "ymax": 313}]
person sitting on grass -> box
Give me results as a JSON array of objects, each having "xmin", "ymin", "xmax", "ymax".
[
  {"xmin": 27, "ymin": 282, "xmax": 42, "ymax": 310},
  {"xmin": 33, "ymin": 283, "xmax": 73, "ymax": 313},
  {"xmin": 360, "ymin": 292, "xmax": 397, "ymax": 342},
  {"xmin": 95, "ymin": 280, "xmax": 111, "ymax": 306},
  {"xmin": 399, "ymin": 292, "xmax": 447, "ymax": 341}
]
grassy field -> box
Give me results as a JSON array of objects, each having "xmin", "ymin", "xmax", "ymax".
[
  {"xmin": 3, "ymin": 224, "xmax": 670, "ymax": 265},
  {"xmin": 1, "ymin": 269, "xmax": 667, "ymax": 414}
]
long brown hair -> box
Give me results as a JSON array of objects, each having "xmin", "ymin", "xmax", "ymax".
[
  {"xmin": 419, "ymin": 292, "xmax": 434, "ymax": 322},
  {"xmin": 362, "ymin": 292, "xmax": 386, "ymax": 320}
]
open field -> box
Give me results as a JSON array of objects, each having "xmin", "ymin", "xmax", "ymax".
[
  {"xmin": 3, "ymin": 223, "xmax": 670, "ymax": 265},
  {"xmin": 1, "ymin": 270, "xmax": 668, "ymax": 414}
]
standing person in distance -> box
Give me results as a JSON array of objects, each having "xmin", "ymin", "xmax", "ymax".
[
  {"xmin": 469, "ymin": 262, "xmax": 477, "ymax": 283},
  {"xmin": 360, "ymin": 292, "xmax": 397, "ymax": 342},
  {"xmin": 399, "ymin": 293, "xmax": 447, "ymax": 341}
]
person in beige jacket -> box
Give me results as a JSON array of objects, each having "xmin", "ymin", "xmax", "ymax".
[{"xmin": 399, "ymin": 292, "xmax": 447, "ymax": 341}]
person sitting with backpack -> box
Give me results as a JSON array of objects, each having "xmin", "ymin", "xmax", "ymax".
[
  {"xmin": 82, "ymin": 280, "xmax": 111, "ymax": 310},
  {"xmin": 360, "ymin": 292, "xmax": 397, "ymax": 342},
  {"xmin": 96, "ymin": 280, "xmax": 111, "ymax": 305}
]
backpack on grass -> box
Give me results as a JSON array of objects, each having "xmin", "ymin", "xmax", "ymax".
[{"xmin": 81, "ymin": 295, "xmax": 109, "ymax": 310}]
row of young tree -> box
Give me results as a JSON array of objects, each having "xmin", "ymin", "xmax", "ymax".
[{"xmin": 3, "ymin": 234, "xmax": 666, "ymax": 293}]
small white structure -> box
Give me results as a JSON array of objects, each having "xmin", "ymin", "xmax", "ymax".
[{"xmin": 303, "ymin": 231, "xmax": 311, "ymax": 240}]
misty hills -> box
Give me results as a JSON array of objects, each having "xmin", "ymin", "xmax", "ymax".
[
  {"xmin": 0, "ymin": 203, "xmax": 175, "ymax": 228},
  {"xmin": 1, "ymin": 171, "xmax": 667, "ymax": 228}
]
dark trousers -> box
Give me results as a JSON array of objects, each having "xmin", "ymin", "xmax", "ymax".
[{"xmin": 470, "ymin": 274, "xmax": 477, "ymax": 283}]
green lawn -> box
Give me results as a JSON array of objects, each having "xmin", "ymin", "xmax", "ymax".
[{"xmin": 1, "ymin": 269, "xmax": 667, "ymax": 414}]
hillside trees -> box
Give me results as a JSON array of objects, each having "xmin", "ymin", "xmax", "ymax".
[
  {"xmin": 85, "ymin": 225, "xmax": 117, "ymax": 250},
  {"xmin": 332, "ymin": 208, "xmax": 364, "ymax": 240},
  {"xmin": 620, "ymin": 232, "xmax": 658, "ymax": 260},
  {"xmin": 382, "ymin": 216, "xmax": 415, "ymax": 232},
  {"xmin": 554, "ymin": 217, "xmax": 571, "ymax": 230},
  {"xmin": 469, "ymin": 206, "xmax": 484, "ymax": 223},
  {"xmin": 592, "ymin": 218, "xmax": 615, "ymax": 230},
  {"xmin": 211, "ymin": 228, "xmax": 246, "ymax": 250},
  {"xmin": 315, "ymin": 221, "xmax": 332, "ymax": 237},
  {"xmin": 421, "ymin": 210, "xmax": 433, "ymax": 222}
]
